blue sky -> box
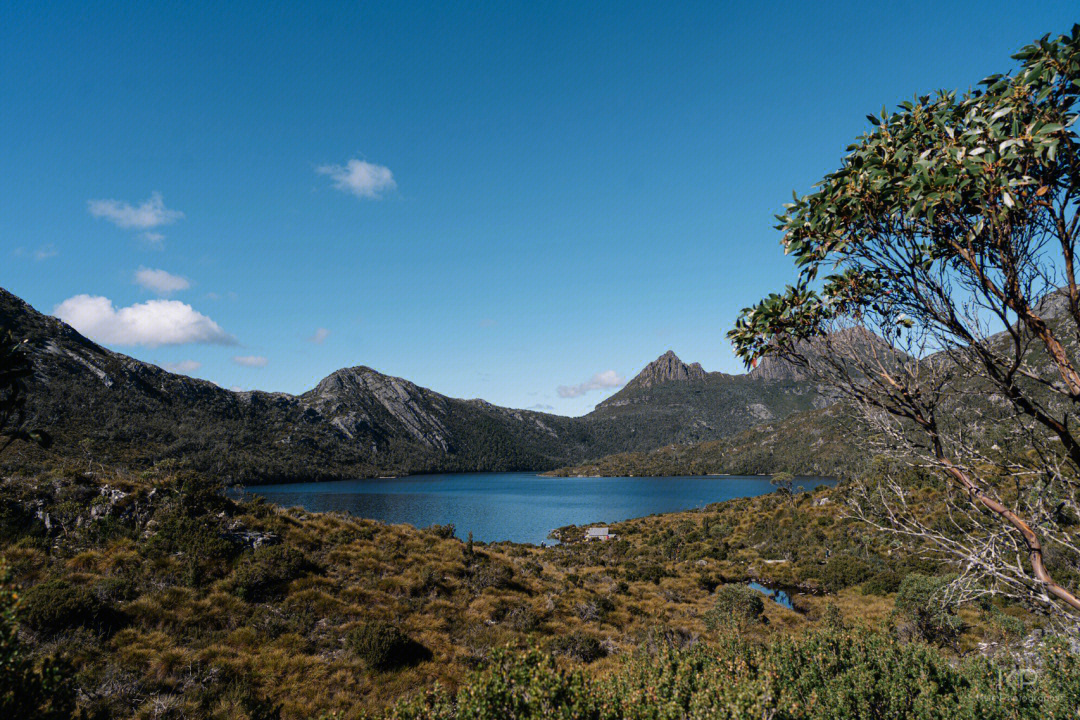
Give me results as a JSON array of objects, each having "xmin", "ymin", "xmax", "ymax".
[{"xmin": 2, "ymin": 2, "xmax": 1075, "ymax": 415}]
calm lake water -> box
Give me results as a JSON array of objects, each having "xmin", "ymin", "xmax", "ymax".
[{"xmin": 242, "ymin": 472, "xmax": 833, "ymax": 545}]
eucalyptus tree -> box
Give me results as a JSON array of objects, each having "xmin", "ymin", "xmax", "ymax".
[{"xmin": 729, "ymin": 27, "xmax": 1080, "ymax": 626}]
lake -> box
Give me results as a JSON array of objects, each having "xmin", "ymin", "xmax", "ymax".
[{"xmin": 242, "ymin": 472, "xmax": 833, "ymax": 545}]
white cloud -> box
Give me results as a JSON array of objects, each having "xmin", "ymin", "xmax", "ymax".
[
  {"xmin": 308, "ymin": 327, "xmax": 330, "ymax": 344},
  {"xmin": 233, "ymin": 355, "xmax": 268, "ymax": 368},
  {"xmin": 557, "ymin": 370, "xmax": 625, "ymax": 398},
  {"xmin": 134, "ymin": 267, "xmax": 191, "ymax": 295},
  {"xmin": 54, "ymin": 295, "xmax": 235, "ymax": 347},
  {"xmin": 162, "ymin": 360, "xmax": 202, "ymax": 374},
  {"xmin": 87, "ymin": 192, "xmax": 183, "ymax": 230},
  {"xmin": 12, "ymin": 245, "xmax": 58, "ymax": 261},
  {"xmin": 527, "ymin": 404, "xmax": 555, "ymax": 412},
  {"xmin": 317, "ymin": 158, "xmax": 396, "ymax": 199},
  {"xmin": 34, "ymin": 244, "xmax": 58, "ymax": 261},
  {"xmin": 140, "ymin": 232, "xmax": 166, "ymax": 249}
]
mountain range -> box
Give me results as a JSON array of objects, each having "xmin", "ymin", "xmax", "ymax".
[{"xmin": 1, "ymin": 286, "xmax": 832, "ymax": 482}]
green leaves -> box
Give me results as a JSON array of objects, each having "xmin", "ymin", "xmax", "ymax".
[{"xmin": 729, "ymin": 25, "xmax": 1080, "ymax": 366}]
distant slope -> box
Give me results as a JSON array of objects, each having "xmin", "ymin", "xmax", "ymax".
[
  {"xmin": 544, "ymin": 403, "xmax": 862, "ymax": 479},
  {"xmin": 1, "ymin": 287, "xmax": 833, "ymax": 481}
]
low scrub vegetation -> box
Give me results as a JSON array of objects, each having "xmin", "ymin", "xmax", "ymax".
[
  {"xmin": 349, "ymin": 621, "xmax": 432, "ymax": 671},
  {"xmin": 0, "ymin": 463, "xmax": 1075, "ymax": 718},
  {"xmin": 703, "ymin": 584, "xmax": 764, "ymax": 631},
  {"xmin": 383, "ymin": 629, "xmax": 1080, "ymax": 719}
]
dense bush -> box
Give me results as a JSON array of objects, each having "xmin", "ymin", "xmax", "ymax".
[
  {"xmin": 425, "ymin": 523, "xmax": 456, "ymax": 539},
  {"xmin": 703, "ymin": 584, "xmax": 764, "ymax": 631},
  {"xmin": 978, "ymin": 599, "xmax": 1026, "ymax": 642},
  {"xmin": 0, "ymin": 493, "xmax": 41, "ymax": 543},
  {"xmin": 492, "ymin": 602, "xmax": 541, "ymax": 632},
  {"xmin": 548, "ymin": 631, "xmax": 606, "ymax": 663},
  {"xmin": 409, "ymin": 566, "xmax": 443, "ymax": 597},
  {"xmin": 18, "ymin": 579, "xmax": 115, "ymax": 635},
  {"xmin": 385, "ymin": 647, "xmax": 599, "ymax": 720},
  {"xmin": 348, "ymin": 621, "xmax": 432, "ymax": 671},
  {"xmin": 232, "ymin": 545, "xmax": 311, "ymax": 601},
  {"xmin": 820, "ymin": 554, "xmax": 874, "ymax": 592},
  {"xmin": 624, "ymin": 563, "xmax": 665, "ymax": 584},
  {"xmin": 1, "ymin": 575, "xmax": 76, "ymax": 720},
  {"xmin": 144, "ymin": 507, "xmax": 237, "ymax": 586},
  {"xmin": 861, "ymin": 569, "xmax": 903, "ymax": 596},
  {"xmin": 894, "ymin": 574, "xmax": 963, "ymax": 645},
  {"xmin": 575, "ymin": 596, "xmax": 615, "ymax": 623},
  {"xmin": 384, "ymin": 627, "xmax": 1080, "ymax": 719},
  {"xmin": 464, "ymin": 556, "xmax": 514, "ymax": 591}
]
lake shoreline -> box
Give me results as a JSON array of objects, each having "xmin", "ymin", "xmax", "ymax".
[{"xmin": 241, "ymin": 471, "xmax": 835, "ymax": 546}]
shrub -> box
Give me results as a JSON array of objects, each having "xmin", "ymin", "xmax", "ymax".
[
  {"xmin": 549, "ymin": 631, "xmax": 606, "ymax": 663},
  {"xmin": 490, "ymin": 602, "xmax": 542, "ymax": 632},
  {"xmin": 348, "ymin": 620, "xmax": 431, "ymax": 671},
  {"xmin": 501, "ymin": 604, "xmax": 541, "ymax": 632},
  {"xmin": 708, "ymin": 522, "xmax": 732, "ymax": 539},
  {"xmin": 144, "ymin": 508, "xmax": 237, "ymax": 586},
  {"xmin": 0, "ymin": 494, "xmax": 42, "ymax": 543},
  {"xmin": 386, "ymin": 627, "xmax": 1080, "ymax": 719},
  {"xmin": 605, "ymin": 627, "xmax": 1076, "ymax": 720},
  {"xmin": 409, "ymin": 566, "xmax": 443, "ymax": 597},
  {"xmin": 860, "ymin": 569, "xmax": 903, "ymax": 596},
  {"xmin": 978, "ymin": 598, "xmax": 1026, "ymax": 642},
  {"xmin": 1, "ymin": 572, "xmax": 76, "ymax": 720},
  {"xmin": 18, "ymin": 579, "xmax": 116, "ymax": 635},
  {"xmin": 894, "ymin": 574, "xmax": 963, "ymax": 645},
  {"xmin": 233, "ymin": 545, "xmax": 311, "ymax": 601},
  {"xmin": 703, "ymin": 584, "xmax": 764, "ymax": 631},
  {"xmin": 425, "ymin": 523, "xmax": 456, "ymax": 539},
  {"xmin": 574, "ymin": 597, "xmax": 615, "ymax": 623},
  {"xmin": 696, "ymin": 573, "xmax": 722, "ymax": 593},
  {"xmin": 386, "ymin": 647, "xmax": 602, "ymax": 719},
  {"xmin": 822, "ymin": 602, "xmax": 845, "ymax": 630},
  {"xmin": 625, "ymin": 563, "xmax": 665, "ymax": 585},
  {"xmin": 820, "ymin": 554, "xmax": 874, "ymax": 593},
  {"xmin": 465, "ymin": 557, "xmax": 514, "ymax": 591}
]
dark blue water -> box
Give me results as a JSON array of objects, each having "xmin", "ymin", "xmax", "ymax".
[
  {"xmin": 748, "ymin": 581, "xmax": 795, "ymax": 610},
  {"xmin": 242, "ymin": 472, "xmax": 833, "ymax": 545}
]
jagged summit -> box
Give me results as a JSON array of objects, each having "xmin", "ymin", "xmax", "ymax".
[{"xmin": 623, "ymin": 350, "xmax": 707, "ymax": 391}]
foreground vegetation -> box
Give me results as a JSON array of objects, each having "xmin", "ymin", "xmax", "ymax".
[
  {"xmin": 2, "ymin": 460, "xmax": 1077, "ymax": 719},
  {"xmin": 384, "ymin": 629, "xmax": 1080, "ymax": 720}
]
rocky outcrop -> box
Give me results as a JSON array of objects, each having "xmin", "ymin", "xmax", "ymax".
[
  {"xmin": 622, "ymin": 351, "xmax": 707, "ymax": 391},
  {"xmin": 304, "ymin": 367, "xmax": 451, "ymax": 451}
]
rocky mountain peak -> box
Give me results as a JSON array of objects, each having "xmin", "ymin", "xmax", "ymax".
[{"xmin": 624, "ymin": 350, "xmax": 707, "ymax": 391}]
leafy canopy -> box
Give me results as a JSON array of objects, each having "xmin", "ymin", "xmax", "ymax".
[{"xmin": 729, "ymin": 26, "xmax": 1080, "ymax": 363}]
